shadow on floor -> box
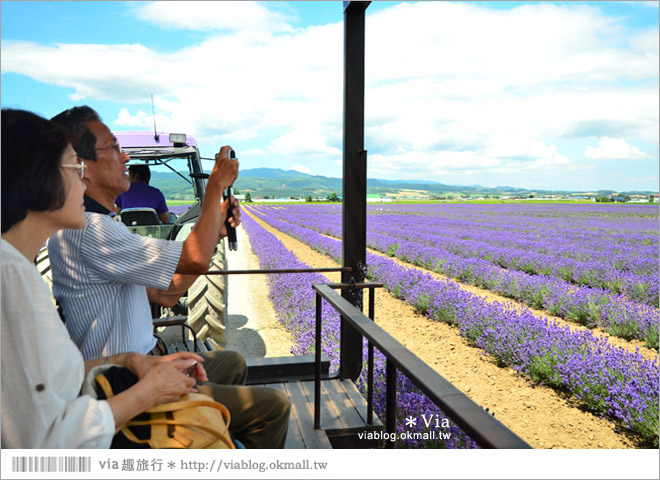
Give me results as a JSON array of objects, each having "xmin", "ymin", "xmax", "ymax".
[{"xmin": 226, "ymin": 314, "xmax": 268, "ymax": 358}]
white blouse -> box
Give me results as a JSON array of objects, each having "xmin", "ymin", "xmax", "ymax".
[{"xmin": 1, "ymin": 239, "xmax": 115, "ymax": 448}]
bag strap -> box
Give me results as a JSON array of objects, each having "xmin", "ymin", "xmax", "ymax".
[
  {"xmin": 96, "ymin": 373, "xmax": 230, "ymax": 426},
  {"xmin": 123, "ymin": 419, "xmax": 235, "ymax": 449},
  {"xmin": 95, "ymin": 372, "xmax": 116, "ymax": 399},
  {"xmin": 96, "ymin": 372, "xmax": 234, "ymax": 448},
  {"xmin": 121, "ymin": 425, "xmax": 222, "ymax": 449},
  {"xmin": 147, "ymin": 399, "xmax": 231, "ymax": 426},
  {"xmin": 120, "ymin": 424, "xmax": 206, "ymax": 449}
]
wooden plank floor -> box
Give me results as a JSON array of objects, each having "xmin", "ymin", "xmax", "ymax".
[{"xmin": 264, "ymin": 379, "xmax": 383, "ymax": 449}]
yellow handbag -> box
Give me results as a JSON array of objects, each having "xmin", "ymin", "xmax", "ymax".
[{"xmin": 95, "ymin": 367, "xmax": 235, "ymax": 449}]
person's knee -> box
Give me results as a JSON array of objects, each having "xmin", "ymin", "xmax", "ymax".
[
  {"xmin": 200, "ymin": 350, "xmax": 247, "ymax": 385},
  {"xmin": 215, "ymin": 350, "xmax": 247, "ymax": 375},
  {"xmin": 263, "ymin": 387, "xmax": 291, "ymax": 419}
]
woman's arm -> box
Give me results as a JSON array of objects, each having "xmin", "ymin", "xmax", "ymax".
[{"xmin": 84, "ymin": 353, "xmax": 130, "ymax": 376}]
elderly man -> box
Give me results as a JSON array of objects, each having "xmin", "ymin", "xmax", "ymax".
[{"xmin": 49, "ymin": 106, "xmax": 290, "ymax": 448}]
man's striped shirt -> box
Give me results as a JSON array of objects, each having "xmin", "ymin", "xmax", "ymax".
[{"xmin": 48, "ymin": 210, "xmax": 182, "ymax": 360}]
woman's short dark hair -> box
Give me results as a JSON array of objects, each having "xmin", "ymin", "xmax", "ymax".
[
  {"xmin": 50, "ymin": 105, "xmax": 102, "ymax": 161},
  {"xmin": 1, "ymin": 109, "xmax": 73, "ymax": 233}
]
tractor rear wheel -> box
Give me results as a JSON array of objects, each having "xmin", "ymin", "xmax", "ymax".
[{"xmin": 186, "ymin": 242, "xmax": 228, "ymax": 348}]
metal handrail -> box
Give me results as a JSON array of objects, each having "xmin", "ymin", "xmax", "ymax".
[
  {"xmin": 205, "ymin": 267, "xmax": 351, "ymax": 275},
  {"xmin": 312, "ymin": 282, "xmax": 531, "ymax": 449}
]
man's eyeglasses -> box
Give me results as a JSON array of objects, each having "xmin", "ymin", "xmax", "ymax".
[
  {"xmin": 95, "ymin": 142, "xmax": 122, "ymax": 154},
  {"xmin": 62, "ymin": 161, "xmax": 86, "ymax": 180}
]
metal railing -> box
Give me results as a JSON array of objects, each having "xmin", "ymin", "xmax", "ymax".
[
  {"xmin": 205, "ymin": 267, "xmax": 351, "ymax": 275},
  {"xmin": 312, "ymin": 282, "xmax": 531, "ymax": 449}
]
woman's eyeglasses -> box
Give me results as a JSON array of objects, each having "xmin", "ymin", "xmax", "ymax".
[{"xmin": 61, "ymin": 161, "xmax": 86, "ymax": 180}]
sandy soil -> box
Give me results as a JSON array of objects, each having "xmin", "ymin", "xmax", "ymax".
[
  {"xmin": 226, "ymin": 223, "xmax": 295, "ymax": 358},
  {"xmin": 232, "ymin": 210, "xmax": 655, "ymax": 449}
]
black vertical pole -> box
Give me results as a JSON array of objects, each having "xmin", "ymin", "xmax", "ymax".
[
  {"xmin": 367, "ymin": 286, "xmax": 375, "ymax": 425},
  {"xmin": 341, "ymin": 0, "xmax": 370, "ymax": 381},
  {"xmin": 386, "ymin": 359, "xmax": 397, "ymax": 448},
  {"xmin": 314, "ymin": 293, "xmax": 322, "ymax": 429}
]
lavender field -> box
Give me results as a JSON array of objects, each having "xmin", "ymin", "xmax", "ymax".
[
  {"xmin": 254, "ymin": 203, "xmax": 660, "ymax": 350},
  {"xmin": 244, "ymin": 203, "xmax": 659, "ymax": 446},
  {"xmin": 242, "ymin": 212, "xmax": 479, "ymax": 448}
]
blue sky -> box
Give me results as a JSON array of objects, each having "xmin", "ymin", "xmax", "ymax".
[{"xmin": 1, "ymin": 1, "xmax": 658, "ymax": 192}]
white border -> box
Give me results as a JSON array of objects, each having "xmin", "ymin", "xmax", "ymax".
[{"xmin": 2, "ymin": 448, "xmax": 659, "ymax": 479}]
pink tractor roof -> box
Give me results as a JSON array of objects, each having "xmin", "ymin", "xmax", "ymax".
[{"xmin": 114, "ymin": 131, "xmax": 197, "ymax": 149}]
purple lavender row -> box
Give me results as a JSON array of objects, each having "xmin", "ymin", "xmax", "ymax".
[
  {"xmin": 276, "ymin": 203, "xmax": 658, "ymax": 264},
  {"xmin": 370, "ymin": 211, "xmax": 656, "ymax": 263},
  {"xmin": 278, "ymin": 204, "xmax": 658, "ymax": 262},
  {"xmin": 259, "ymin": 207, "xmax": 660, "ymax": 349},
  {"xmin": 370, "ymin": 218, "xmax": 657, "ymax": 304},
  {"xmin": 269, "ymin": 207, "xmax": 658, "ymax": 305},
  {"xmin": 366, "ymin": 230, "xmax": 660, "ymax": 350},
  {"xmin": 264, "ymin": 204, "xmax": 659, "ymax": 283},
  {"xmin": 240, "ymin": 214, "xmax": 342, "ymax": 369},
  {"xmin": 260, "ymin": 206, "xmax": 659, "ymax": 349},
  {"xmin": 354, "ymin": 347, "xmax": 480, "ymax": 449},
  {"xmin": 369, "ymin": 218, "xmax": 657, "ymax": 295},
  {"xmin": 264, "ymin": 205, "xmax": 658, "ymax": 307},
  {"xmin": 277, "ymin": 203, "xmax": 658, "ymax": 248},
  {"xmin": 250, "ymin": 208, "xmax": 659, "ymax": 444},
  {"xmin": 242, "ymin": 212, "xmax": 479, "ymax": 448},
  {"xmin": 370, "ymin": 203, "xmax": 658, "ymax": 236}
]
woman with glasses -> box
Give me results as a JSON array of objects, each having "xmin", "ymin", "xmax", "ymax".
[{"xmin": 1, "ymin": 109, "xmax": 207, "ymax": 448}]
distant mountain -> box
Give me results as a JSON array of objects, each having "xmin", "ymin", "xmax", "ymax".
[
  {"xmin": 369, "ymin": 178, "xmax": 441, "ymax": 186},
  {"xmin": 239, "ymin": 168, "xmax": 441, "ymax": 185},
  {"xmin": 240, "ymin": 168, "xmax": 312, "ymax": 180},
  {"xmin": 148, "ymin": 167, "xmax": 658, "ymax": 200}
]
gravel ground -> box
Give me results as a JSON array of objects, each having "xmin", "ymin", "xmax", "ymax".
[{"xmin": 225, "ymin": 224, "xmax": 294, "ymax": 358}]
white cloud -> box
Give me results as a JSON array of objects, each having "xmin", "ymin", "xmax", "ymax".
[
  {"xmin": 624, "ymin": 174, "xmax": 658, "ymax": 186},
  {"xmin": 290, "ymin": 164, "xmax": 313, "ymax": 175},
  {"xmin": 623, "ymin": 1, "xmax": 660, "ymax": 8},
  {"xmin": 268, "ymin": 126, "xmax": 341, "ymax": 157},
  {"xmin": 367, "ymin": 150, "xmax": 501, "ymax": 179},
  {"xmin": 585, "ymin": 137, "xmax": 652, "ymax": 159},
  {"xmin": 242, "ymin": 148, "xmax": 265, "ymax": 156},
  {"xmin": 1, "ymin": 1, "xmax": 657, "ymax": 188},
  {"xmin": 130, "ymin": 1, "xmax": 293, "ymax": 33},
  {"xmin": 484, "ymin": 137, "xmax": 570, "ymax": 164},
  {"xmin": 116, "ymin": 108, "xmax": 162, "ymax": 128},
  {"xmin": 1, "ymin": 41, "xmax": 174, "ymax": 103}
]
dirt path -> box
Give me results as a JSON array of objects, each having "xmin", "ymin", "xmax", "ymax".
[
  {"xmin": 242, "ymin": 209, "xmax": 646, "ymax": 449},
  {"xmin": 226, "ymin": 224, "xmax": 294, "ymax": 358}
]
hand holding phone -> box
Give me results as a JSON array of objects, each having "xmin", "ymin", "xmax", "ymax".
[
  {"xmin": 183, "ymin": 361, "xmax": 198, "ymax": 377},
  {"xmin": 223, "ymin": 149, "xmax": 238, "ymax": 251}
]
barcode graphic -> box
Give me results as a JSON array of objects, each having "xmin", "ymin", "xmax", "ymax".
[{"xmin": 11, "ymin": 456, "xmax": 91, "ymax": 473}]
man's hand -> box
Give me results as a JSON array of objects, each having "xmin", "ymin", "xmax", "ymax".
[
  {"xmin": 126, "ymin": 352, "xmax": 207, "ymax": 383},
  {"xmin": 173, "ymin": 144, "xmax": 239, "ymax": 278},
  {"xmin": 139, "ymin": 362, "xmax": 198, "ymax": 406},
  {"xmin": 209, "ymin": 145, "xmax": 239, "ymax": 192},
  {"xmin": 219, "ymin": 195, "xmax": 242, "ymax": 239}
]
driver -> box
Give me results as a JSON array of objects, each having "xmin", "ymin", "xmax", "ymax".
[{"xmin": 116, "ymin": 164, "xmax": 171, "ymax": 224}]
